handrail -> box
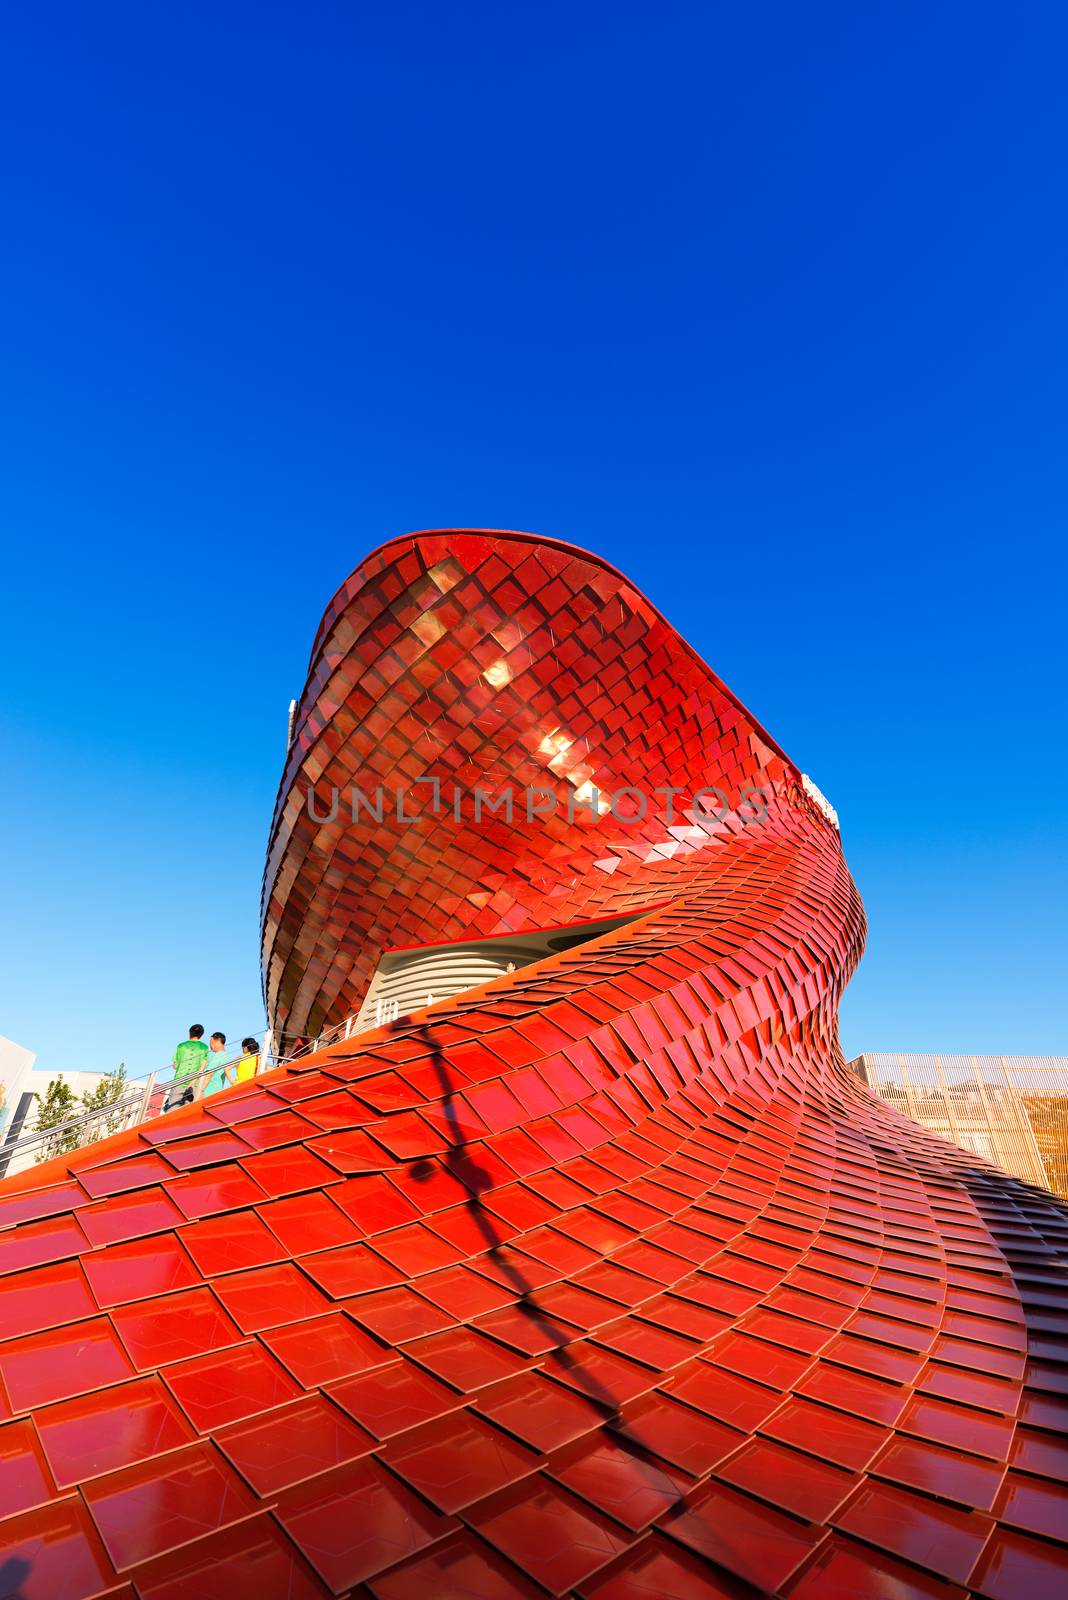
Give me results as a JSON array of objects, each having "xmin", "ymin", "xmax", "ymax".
[{"xmin": 0, "ymin": 991, "xmax": 434, "ymax": 1173}]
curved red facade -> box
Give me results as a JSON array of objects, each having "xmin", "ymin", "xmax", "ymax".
[{"xmin": 0, "ymin": 530, "xmax": 1065, "ymax": 1598}]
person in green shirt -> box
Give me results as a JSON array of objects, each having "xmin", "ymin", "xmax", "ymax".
[{"xmin": 165, "ymin": 1024, "xmax": 209, "ymax": 1111}]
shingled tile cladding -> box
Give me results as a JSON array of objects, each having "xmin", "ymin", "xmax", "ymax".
[{"xmin": 0, "ymin": 528, "xmax": 1065, "ymax": 1598}]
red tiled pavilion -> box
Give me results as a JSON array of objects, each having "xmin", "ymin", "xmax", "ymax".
[{"xmin": 0, "ymin": 530, "xmax": 1064, "ymax": 1599}]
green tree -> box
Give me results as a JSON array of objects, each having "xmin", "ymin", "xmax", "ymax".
[
  {"xmin": 81, "ymin": 1062, "xmax": 131, "ymax": 1141},
  {"xmin": 33, "ymin": 1077, "xmax": 79, "ymax": 1162}
]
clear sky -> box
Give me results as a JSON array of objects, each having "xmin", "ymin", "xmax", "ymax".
[{"xmin": 1, "ymin": 2, "xmax": 1065, "ymax": 1080}]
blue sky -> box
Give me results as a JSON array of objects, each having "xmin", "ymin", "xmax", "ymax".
[{"xmin": 1, "ymin": 1, "xmax": 1065, "ymax": 1079}]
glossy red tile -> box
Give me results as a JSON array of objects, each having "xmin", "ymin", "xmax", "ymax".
[
  {"xmin": 368, "ymin": 1529, "xmax": 543, "ymax": 1600},
  {"xmin": 0, "ymin": 1213, "xmax": 89, "ymax": 1276},
  {"xmin": 274, "ymin": 1455, "xmax": 455, "ymax": 1589},
  {"xmin": 467, "ymin": 1475, "xmax": 630, "ymax": 1592},
  {"xmin": 166, "ymin": 1164, "xmax": 267, "ymax": 1220},
  {"xmin": 35, "ymin": 1377, "xmax": 195, "ymax": 1488},
  {"xmin": 163, "ymin": 1341, "xmax": 302, "ymax": 1430},
  {"xmin": 82, "ymin": 1441, "xmax": 256, "ymax": 1568},
  {"xmin": 262, "ymin": 1309, "xmax": 389, "ymax": 1385},
  {"xmin": 78, "ymin": 1189, "xmax": 185, "ymax": 1248},
  {"xmin": 111, "ymin": 1286, "xmax": 240, "ymax": 1368},
  {"xmin": 239, "ymin": 1144, "xmax": 337, "ymax": 1197},
  {"xmin": 0, "ymin": 1316, "xmax": 135, "ymax": 1411},
  {"xmin": 209, "ymin": 1261, "xmax": 329, "ymax": 1332},
  {"xmin": 82, "ymin": 1233, "xmax": 201, "ymax": 1309},
  {"xmin": 177, "ymin": 1208, "xmax": 286, "ymax": 1276},
  {"xmin": 329, "ymin": 1355, "xmax": 464, "ymax": 1438},
  {"xmin": 128, "ymin": 1513, "xmax": 325, "ymax": 1600},
  {"xmin": 386, "ymin": 1408, "xmax": 541, "ymax": 1513},
  {"xmin": 0, "ymin": 1417, "xmax": 53, "ymax": 1518},
  {"xmin": 664, "ymin": 1479, "xmax": 823, "ymax": 1591},
  {"xmin": 836, "ymin": 1479, "xmax": 993, "ymax": 1584},
  {"xmin": 77, "ymin": 1155, "xmax": 176, "ymax": 1199},
  {"xmin": 0, "ymin": 1258, "xmax": 96, "ymax": 1339},
  {"xmin": 0, "ymin": 1494, "xmax": 116, "ymax": 1600},
  {"xmin": 256, "ymin": 1189, "xmax": 362, "ymax": 1254},
  {"xmin": 215, "ymin": 1393, "xmax": 373, "ymax": 1494}
]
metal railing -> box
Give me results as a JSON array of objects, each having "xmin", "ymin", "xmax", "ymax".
[
  {"xmin": 0, "ymin": 1030, "xmax": 307, "ymax": 1173},
  {"xmin": 0, "ymin": 983, "xmax": 463, "ymax": 1173}
]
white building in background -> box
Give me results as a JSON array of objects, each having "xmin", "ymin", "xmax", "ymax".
[
  {"xmin": 0, "ymin": 1042, "xmax": 111, "ymax": 1177},
  {"xmin": 30, "ymin": 1068, "xmax": 111, "ymax": 1099},
  {"xmin": 0, "ymin": 1034, "xmax": 37, "ymax": 1142}
]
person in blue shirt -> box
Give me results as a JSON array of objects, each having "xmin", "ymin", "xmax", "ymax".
[{"xmin": 204, "ymin": 1031, "xmax": 231, "ymax": 1095}]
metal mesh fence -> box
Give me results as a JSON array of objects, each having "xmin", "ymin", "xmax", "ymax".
[{"xmin": 852, "ymin": 1053, "xmax": 1068, "ymax": 1196}]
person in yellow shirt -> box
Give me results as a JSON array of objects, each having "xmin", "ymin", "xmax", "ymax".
[{"xmin": 234, "ymin": 1037, "xmax": 260, "ymax": 1083}]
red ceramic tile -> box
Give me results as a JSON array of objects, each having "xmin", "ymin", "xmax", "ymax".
[
  {"xmin": 163, "ymin": 1341, "xmax": 302, "ymax": 1430},
  {"xmin": 307, "ymin": 1127, "xmax": 390, "ymax": 1173},
  {"xmin": 78, "ymin": 1189, "xmax": 185, "ymax": 1248},
  {"xmin": 761, "ymin": 1394, "xmax": 890, "ymax": 1470},
  {"xmin": 582, "ymin": 1532, "xmax": 754, "ymax": 1599},
  {"xmin": 140, "ymin": 1111, "xmax": 232, "ymax": 1146},
  {"xmin": 0, "ymin": 1212, "xmax": 89, "ymax": 1276},
  {"xmin": 82, "ymin": 1441, "xmax": 256, "ymax": 1568},
  {"xmin": 177, "ymin": 1209, "xmax": 286, "ymax": 1276},
  {"xmin": 0, "ymin": 1316, "xmax": 135, "ymax": 1411},
  {"xmin": 993, "ymin": 1471, "xmax": 1066, "ymax": 1542},
  {"xmin": 665, "ymin": 1360, "xmax": 780, "ymax": 1431},
  {"xmin": 239, "ymin": 1144, "xmax": 337, "ymax": 1197},
  {"xmin": 299, "ymin": 1239, "xmax": 403, "ymax": 1297},
  {"xmin": 35, "ymin": 1377, "xmax": 195, "ymax": 1487},
  {"xmin": 0, "ymin": 1180, "xmax": 87, "ymax": 1230},
  {"xmin": 166, "ymin": 1164, "xmax": 267, "ymax": 1220},
  {"xmin": 717, "ymin": 1435, "xmax": 859, "ymax": 1521},
  {"xmin": 836, "ymin": 1479, "xmax": 993, "ymax": 1584},
  {"xmin": 967, "ymin": 1525, "xmax": 1068, "ymax": 1600},
  {"xmin": 111, "ymin": 1286, "xmax": 241, "ymax": 1368},
  {"xmin": 344, "ymin": 1283, "xmax": 455, "ymax": 1343},
  {"xmin": 405, "ymin": 1325, "xmax": 529, "ymax": 1391},
  {"xmin": 256, "ymin": 1189, "xmax": 362, "ymax": 1254},
  {"xmin": 873, "ymin": 1433, "xmax": 1005, "ymax": 1511},
  {"xmin": 897, "ymin": 1391, "xmax": 1016, "ymax": 1460},
  {"xmin": 611, "ymin": 1392, "xmax": 741, "ymax": 1475},
  {"xmin": 0, "ymin": 1417, "xmax": 53, "ymax": 1518},
  {"xmin": 262, "ymin": 1309, "xmax": 389, "ymax": 1385},
  {"xmin": 368, "ymin": 1529, "xmax": 544, "ymax": 1600},
  {"xmin": 330, "ymin": 1355, "xmax": 464, "ymax": 1438},
  {"xmin": 329, "ymin": 1172, "xmax": 419, "ymax": 1230},
  {"xmin": 227, "ymin": 1109, "xmax": 318, "ymax": 1148},
  {"xmin": 413, "ymin": 1264, "xmax": 518, "ymax": 1320},
  {"xmin": 371, "ymin": 1221, "xmax": 468, "ymax": 1276},
  {"xmin": 788, "ymin": 1533, "xmax": 971, "ymax": 1600},
  {"xmin": 77, "ymin": 1154, "xmax": 177, "ymax": 1199},
  {"xmin": 473, "ymin": 1373, "xmax": 605, "ymax": 1457},
  {"xmin": 203, "ymin": 1089, "xmax": 288, "ymax": 1124},
  {"xmin": 549, "ymin": 1342, "xmax": 656, "ymax": 1408},
  {"xmin": 664, "ymin": 1479, "xmax": 823, "ymax": 1591},
  {"xmin": 157, "ymin": 1131, "xmax": 254, "ymax": 1171},
  {"xmin": 0, "ymin": 1258, "xmax": 96, "ymax": 1339},
  {"xmin": 0, "ymin": 1495, "xmax": 116, "ymax": 1600},
  {"xmin": 128, "ymin": 1513, "xmax": 325, "ymax": 1600},
  {"xmin": 467, "ymin": 1475, "xmax": 630, "ymax": 1592},
  {"xmin": 209, "ymin": 1261, "xmax": 330, "ymax": 1332},
  {"xmin": 385, "ymin": 1411, "xmax": 541, "ymax": 1512},
  {"xmin": 81, "ymin": 1233, "xmax": 201, "ymax": 1308},
  {"xmin": 216, "ymin": 1392, "xmax": 373, "ymax": 1494},
  {"xmin": 552, "ymin": 1433, "xmax": 688, "ymax": 1530},
  {"xmin": 274, "ymin": 1455, "xmax": 456, "ymax": 1589}
]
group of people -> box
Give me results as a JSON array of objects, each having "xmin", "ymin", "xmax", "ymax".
[{"xmin": 165, "ymin": 1024, "xmax": 260, "ymax": 1111}]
